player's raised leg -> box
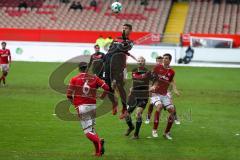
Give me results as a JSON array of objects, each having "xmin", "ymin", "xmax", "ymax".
[{"xmin": 116, "ymin": 81, "xmax": 128, "ymax": 119}]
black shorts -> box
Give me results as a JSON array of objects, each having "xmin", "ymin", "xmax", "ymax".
[
  {"xmin": 104, "ymin": 68, "xmax": 124, "ymax": 90},
  {"xmin": 127, "ymin": 94, "xmax": 148, "ymax": 113}
]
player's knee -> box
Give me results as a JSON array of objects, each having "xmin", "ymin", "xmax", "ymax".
[
  {"xmin": 83, "ymin": 126, "xmax": 94, "ymax": 134},
  {"xmin": 127, "ymin": 106, "xmax": 134, "ymax": 114},
  {"xmin": 156, "ymin": 104, "xmax": 163, "ymax": 112},
  {"xmin": 3, "ymin": 72, "xmax": 7, "ymax": 76},
  {"xmin": 166, "ymin": 105, "xmax": 175, "ymax": 112}
]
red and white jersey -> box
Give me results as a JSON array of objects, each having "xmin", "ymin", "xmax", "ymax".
[
  {"xmin": 152, "ymin": 64, "xmax": 175, "ymax": 95},
  {"xmin": 0, "ymin": 49, "xmax": 11, "ymax": 64},
  {"xmin": 66, "ymin": 73, "xmax": 109, "ymax": 107}
]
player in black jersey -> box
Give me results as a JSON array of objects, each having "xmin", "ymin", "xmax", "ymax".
[
  {"xmin": 88, "ymin": 44, "xmax": 105, "ymax": 79},
  {"xmin": 124, "ymin": 56, "xmax": 152, "ymax": 139},
  {"xmin": 104, "ymin": 23, "xmax": 136, "ymax": 119}
]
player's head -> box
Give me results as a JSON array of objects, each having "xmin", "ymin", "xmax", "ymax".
[
  {"xmin": 163, "ymin": 53, "xmax": 172, "ymax": 66},
  {"xmin": 122, "ymin": 23, "xmax": 132, "ymax": 37},
  {"xmin": 137, "ymin": 56, "xmax": 145, "ymax": 66},
  {"xmin": 94, "ymin": 44, "xmax": 100, "ymax": 52},
  {"xmin": 79, "ymin": 62, "xmax": 88, "ymax": 72},
  {"xmin": 156, "ymin": 56, "xmax": 163, "ymax": 65},
  {"xmin": 1, "ymin": 42, "xmax": 6, "ymax": 49}
]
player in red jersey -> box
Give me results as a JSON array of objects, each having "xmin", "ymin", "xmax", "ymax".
[
  {"xmin": 145, "ymin": 56, "xmax": 181, "ymax": 125},
  {"xmin": 0, "ymin": 42, "xmax": 11, "ymax": 86},
  {"xmin": 66, "ymin": 62, "xmax": 110, "ymax": 157},
  {"xmin": 150, "ymin": 53, "xmax": 176, "ymax": 140}
]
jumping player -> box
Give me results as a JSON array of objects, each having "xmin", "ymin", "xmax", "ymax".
[
  {"xmin": 104, "ymin": 23, "xmax": 136, "ymax": 119},
  {"xmin": 0, "ymin": 42, "xmax": 11, "ymax": 86},
  {"xmin": 66, "ymin": 62, "xmax": 110, "ymax": 157},
  {"xmin": 124, "ymin": 57, "xmax": 151, "ymax": 139},
  {"xmin": 88, "ymin": 44, "xmax": 105, "ymax": 79},
  {"xmin": 150, "ymin": 53, "xmax": 176, "ymax": 140}
]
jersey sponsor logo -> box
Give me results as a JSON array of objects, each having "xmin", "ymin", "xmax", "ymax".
[
  {"xmin": 1, "ymin": 54, "xmax": 9, "ymax": 57},
  {"xmin": 158, "ymin": 74, "xmax": 170, "ymax": 81}
]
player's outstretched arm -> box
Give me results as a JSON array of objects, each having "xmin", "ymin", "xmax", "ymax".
[
  {"xmin": 129, "ymin": 53, "xmax": 137, "ymax": 61},
  {"xmin": 97, "ymin": 78, "xmax": 110, "ymax": 99}
]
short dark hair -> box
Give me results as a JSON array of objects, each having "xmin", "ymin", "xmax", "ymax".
[
  {"xmin": 1, "ymin": 42, "xmax": 6, "ymax": 45},
  {"xmin": 94, "ymin": 44, "xmax": 100, "ymax": 48},
  {"xmin": 79, "ymin": 62, "xmax": 88, "ymax": 72},
  {"xmin": 123, "ymin": 23, "xmax": 132, "ymax": 30},
  {"xmin": 156, "ymin": 56, "xmax": 163, "ymax": 60},
  {"xmin": 163, "ymin": 53, "xmax": 172, "ymax": 61}
]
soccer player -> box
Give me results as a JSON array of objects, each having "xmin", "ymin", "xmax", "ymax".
[
  {"xmin": 150, "ymin": 53, "xmax": 176, "ymax": 140},
  {"xmin": 145, "ymin": 56, "xmax": 163, "ymax": 124},
  {"xmin": 145, "ymin": 56, "xmax": 181, "ymax": 125},
  {"xmin": 104, "ymin": 23, "xmax": 136, "ymax": 119},
  {"xmin": 0, "ymin": 42, "xmax": 11, "ymax": 86},
  {"xmin": 124, "ymin": 57, "xmax": 151, "ymax": 139},
  {"xmin": 66, "ymin": 62, "xmax": 110, "ymax": 157},
  {"xmin": 88, "ymin": 44, "xmax": 105, "ymax": 79}
]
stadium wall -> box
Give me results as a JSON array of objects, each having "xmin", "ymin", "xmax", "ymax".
[
  {"xmin": 0, "ymin": 28, "xmax": 149, "ymax": 43},
  {"xmin": 5, "ymin": 41, "xmax": 240, "ymax": 68}
]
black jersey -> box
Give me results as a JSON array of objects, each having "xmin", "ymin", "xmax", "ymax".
[
  {"xmin": 131, "ymin": 66, "xmax": 151, "ymax": 97},
  {"xmin": 104, "ymin": 37, "xmax": 133, "ymax": 73},
  {"xmin": 88, "ymin": 52, "xmax": 105, "ymax": 75}
]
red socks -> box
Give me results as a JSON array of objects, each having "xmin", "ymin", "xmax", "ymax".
[
  {"xmin": 153, "ymin": 111, "xmax": 160, "ymax": 130},
  {"xmin": 165, "ymin": 114, "xmax": 174, "ymax": 133},
  {"xmin": 85, "ymin": 132, "xmax": 101, "ymax": 155}
]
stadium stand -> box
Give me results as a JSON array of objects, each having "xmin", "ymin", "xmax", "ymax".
[
  {"xmin": 184, "ymin": 0, "xmax": 240, "ymax": 34},
  {"xmin": 0, "ymin": 0, "xmax": 172, "ymax": 33}
]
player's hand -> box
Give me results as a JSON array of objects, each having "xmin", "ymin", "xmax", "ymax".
[
  {"xmin": 174, "ymin": 90, "xmax": 180, "ymax": 96},
  {"xmin": 99, "ymin": 94, "xmax": 106, "ymax": 100},
  {"xmin": 149, "ymin": 86, "xmax": 156, "ymax": 92}
]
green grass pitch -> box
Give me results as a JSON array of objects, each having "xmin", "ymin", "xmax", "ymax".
[{"xmin": 0, "ymin": 61, "xmax": 240, "ymax": 160}]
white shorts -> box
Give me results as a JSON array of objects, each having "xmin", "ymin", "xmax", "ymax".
[
  {"xmin": 1, "ymin": 64, "xmax": 9, "ymax": 72},
  {"xmin": 150, "ymin": 93, "xmax": 173, "ymax": 109},
  {"xmin": 167, "ymin": 91, "xmax": 172, "ymax": 99},
  {"xmin": 77, "ymin": 104, "xmax": 96, "ymax": 133}
]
